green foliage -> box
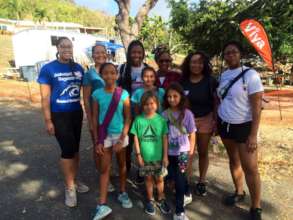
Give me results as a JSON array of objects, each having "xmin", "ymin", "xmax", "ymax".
[
  {"xmin": 168, "ymin": 0, "xmax": 293, "ymax": 61},
  {"xmin": 0, "ymin": 0, "xmax": 115, "ymax": 30}
]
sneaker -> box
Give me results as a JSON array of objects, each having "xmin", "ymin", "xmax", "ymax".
[
  {"xmin": 184, "ymin": 194, "xmax": 192, "ymax": 207},
  {"xmin": 157, "ymin": 199, "xmax": 171, "ymax": 214},
  {"xmin": 250, "ymin": 208, "xmax": 262, "ymax": 220},
  {"xmin": 145, "ymin": 200, "xmax": 156, "ymax": 216},
  {"xmin": 224, "ymin": 191, "xmax": 246, "ymax": 206},
  {"xmin": 108, "ymin": 182, "xmax": 115, "ymax": 192},
  {"xmin": 195, "ymin": 182, "xmax": 207, "ymax": 196},
  {"xmin": 93, "ymin": 204, "xmax": 112, "ymax": 220},
  {"xmin": 117, "ymin": 192, "xmax": 133, "ymax": 208},
  {"xmin": 65, "ymin": 187, "xmax": 77, "ymax": 207},
  {"xmin": 173, "ymin": 212, "xmax": 190, "ymax": 220},
  {"xmin": 75, "ymin": 181, "xmax": 89, "ymax": 193}
]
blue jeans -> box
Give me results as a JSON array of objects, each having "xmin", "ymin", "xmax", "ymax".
[{"xmin": 168, "ymin": 155, "xmax": 191, "ymax": 214}]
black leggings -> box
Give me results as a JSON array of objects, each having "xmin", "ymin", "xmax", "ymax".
[
  {"xmin": 51, "ymin": 110, "xmax": 83, "ymax": 159},
  {"xmin": 168, "ymin": 155, "xmax": 190, "ymax": 214}
]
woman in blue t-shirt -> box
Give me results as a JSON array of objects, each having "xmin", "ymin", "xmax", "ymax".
[{"xmin": 38, "ymin": 37, "xmax": 89, "ymax": 208}]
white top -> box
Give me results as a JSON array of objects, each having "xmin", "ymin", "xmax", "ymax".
[
  {"xmin": 217, "ymin": 66, "xmax": 264, "ymax": 124},
  {"xmin": 118, "ymin": 64, "xmax": 145, "ymax": 92}
]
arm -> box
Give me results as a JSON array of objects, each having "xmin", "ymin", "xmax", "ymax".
[
  {"xmin": 134, "ymin": 103, "xmax": 140, "ymax": 115},
  {"xmin": 133, "ymin": 135, "xmax": 144, "ymax": 167},
  {"xmin": 113, "ymin": 97, "xmax": 132, "ymax": 152},
  {"xmin": 83, "ymin": 85, "xmax": 93, "ymax": 131},
  {"xmin": 92, "ymin": 100, "xmax": 103, "ymax": 155},
  {"xmin": 40, "ymin": 84, "xmax": 54, "ymax": 135},
  {"xmin": 188, "ymin": 131, "xmax": 196, "ymax": 156},
  {"xmin": 162, "ymin": 134, "xmax": 169, "ymax": 167},
  {"xmin": 247, "ymin": 91, "xmax": 263, "ymax": 152}
]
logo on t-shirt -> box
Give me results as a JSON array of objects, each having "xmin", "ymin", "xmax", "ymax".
[{"xmin": 142, "ymin": 125, "xmax": 157, "ymax": 142}]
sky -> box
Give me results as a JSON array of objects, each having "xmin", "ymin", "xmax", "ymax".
[{"xmin": 75, "ymin": 0, "xmax": 171, "ymax": 20}]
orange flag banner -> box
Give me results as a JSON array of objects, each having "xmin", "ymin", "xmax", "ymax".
[{"xmin": 240, "ymin": 19, "xmax": 274, "ymax": 71}]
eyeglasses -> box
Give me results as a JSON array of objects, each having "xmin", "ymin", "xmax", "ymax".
[
  {"xmin": 159, "ymin": 59, "xmax": 172, "ymax": 63},
  {"xmin": 224, "ymin": 50, "xmax": 239, "ymax": 56}
]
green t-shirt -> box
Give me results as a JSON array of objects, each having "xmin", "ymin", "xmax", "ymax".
[{"xmin": 130, "ymin": 113, "xmax": 168, "ymax": 162}]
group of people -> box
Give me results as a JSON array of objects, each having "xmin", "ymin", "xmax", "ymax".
[{"xmin": 38, "ymin": 37, "xmax": 264, "ymax": 220}]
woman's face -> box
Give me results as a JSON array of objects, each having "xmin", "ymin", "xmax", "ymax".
[
  {"xmin": 92, "ymin": 46, "xmax": 107, "ymax": 66},
  {"xmin": 143, "ymin": 97, "xmax": 158, "ymax": 115},
  {"xmin": 143, "ymin": 70, "xmax": 156, "ymax": 87},
  {"xmin": 101, "ymin": 65, "xmax": 118, "ymax": 86},
  {"xmin": 223, "ymin": 44, "xmax": 241, "ymax": 68},
  {"xmin": 189, "ymin": 54, "xmax": 204, "ymax": 76},
  {"xmin": 167, "ymin": 89, "xmax": 181, "ymax": 109},
  {"xmin": 157, "ymin": 52, "xmax": 172, "ymax": 72},
  {"xmin": 130, "ymin": 45, "xmax": 144, "ymax": 66},
  {"xmin": 57, "ymin": 39, "xmax": 73, "ymax": 61}
]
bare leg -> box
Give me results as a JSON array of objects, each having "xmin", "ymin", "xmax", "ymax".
[
  {"xmin": 60, "ymin": 158, "xmax": 76, "ymax": 189},
  {"xmin": 197, "ymin": 133, "xmax": 212, "ymax": 182},
  {"xmin": 116, "ymin": 148, "xmax": 127, "ymax": 192},
  {"xmin": 99, "ymin": 148, "xmax": 112, "ymax": 204},
  {"xmin": 145, "ymin": 176, "xmax": 154, "ymax": 201},
  {"xmin": 156, "ymin": 176, "xmax": 165, "ymax": 200}
]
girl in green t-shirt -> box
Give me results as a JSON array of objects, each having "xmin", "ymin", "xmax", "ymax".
[{"xmin": 130, "ymin": 91, "xmax": 171, "ymax": 216}]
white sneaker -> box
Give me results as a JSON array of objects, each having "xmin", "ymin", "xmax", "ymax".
[
  {"xmin": 184, "ymin": 194, "xmax": 192, "ymax": 207},
  {"xmin": 173, "ymin": 212, "xmax": 190, "ymax": 220},
  {"xmin": 65, "ymin": 187, "xmax": 77, "ymax": 207},
  {"xmin": 108, "ymin": 182, "xmax": 115, "ymax": 192},
  {"xmin": 75, "ymin": 181, "xmax": 89, "ymax": 193}
]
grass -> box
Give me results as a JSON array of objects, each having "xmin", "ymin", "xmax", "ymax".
[{"xmin": 0, "ymin": 34, "xmax": 13, "ymax": 70}]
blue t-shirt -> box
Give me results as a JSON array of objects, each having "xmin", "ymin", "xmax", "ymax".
[
  {"xmin": 82, "ymin": 66, "xmax": 105, "ymax": 92},
  {"xmin": 92, "ymin": 88, "xmax": 129, "ymax": 134},
  {"xmin": 37, "ymin": 60, "xmax": 84, "ymax": 112},
  {"xmin": 131, "ymin": 88, "xmax": 165, "ymax": 112}
]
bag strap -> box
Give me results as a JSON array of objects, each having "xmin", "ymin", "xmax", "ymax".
[
  {"xmin": 101, "ymin": 87, "xmax": 123, "ymax": 127},
  {"xmin": 167, "ymin": 109, "xmax": 187, "ymax": 134},
  {"xmin": 221, "ymin": 68, "xmax": 250, "ymax": 100},
  {"xmin": 97, "ymin": 87, "xmax": 123, "ymax": 144}
]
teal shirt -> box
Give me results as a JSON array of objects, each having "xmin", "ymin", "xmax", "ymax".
[
  {"xmin": 83, "ymin": 66, "xmax": 105, "ymax": 92},
  {"xmin": 92, "ymin": 88, "xmax": 129, "ymax": 134},
  {"xmin": 131, "ymin": 88, "xmax": 165, "ymax": 112}
]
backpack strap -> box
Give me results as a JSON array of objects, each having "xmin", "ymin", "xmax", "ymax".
[
  {"xmin": 221, "ymin": 68, "xmax": 250, "ymax": 100},
  {"xmin": 97, "ymin": 87, "xmax": 123, "ymax": 144}
]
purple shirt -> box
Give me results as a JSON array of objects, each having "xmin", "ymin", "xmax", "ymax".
[{"xmin": 162, "ymin": 109, "xmax": 197, "ymax": 156}]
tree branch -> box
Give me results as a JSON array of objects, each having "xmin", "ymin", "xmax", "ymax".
[{"xmin": 132, "ymin": 0, "xmax": 159, "ymax": 35}]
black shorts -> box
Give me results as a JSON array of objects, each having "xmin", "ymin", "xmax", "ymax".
[
  {"xmin": 51, "ymin": 110, "xmax": 83, "ymax": 159},
  {"xmin": 217, "ymin": 116, "xmax": 251, "ymax": 143}
]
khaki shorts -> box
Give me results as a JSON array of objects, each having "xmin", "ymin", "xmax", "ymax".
[{"xmin": 104, "ymin": 134, "xmax": 129, "ymax": 148}]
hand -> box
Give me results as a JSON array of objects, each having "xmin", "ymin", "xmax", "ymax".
[
  {"xmin": 45, "ymin": 120, "xmax": 55, "ymax": 135},
  {"xmin": 162, "ymin": 156, "xmax": 169, "ymax": 168},
  {"xmin": 246, "ymin": 134, "xmax": 258, "ymax": 153},
  {"xmin": 137, "ymin": 155, "xmax": 144, "ymax": 167},
  {"xmin": 113, "ymin": 141, "xmax": 123, "ymax": 153},
  {"xmin": 95, "ymin": 143, "xmax": 104, "ymax": 155}
]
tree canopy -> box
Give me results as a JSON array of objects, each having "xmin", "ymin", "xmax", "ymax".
[{"xmin": 168, "ymin": 0, "xmax": 293, "ymax": 61}]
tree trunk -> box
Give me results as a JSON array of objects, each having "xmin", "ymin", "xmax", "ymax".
[{"xmin": 114, "ymin": 0, "xmax": 159, "ymax": 49}]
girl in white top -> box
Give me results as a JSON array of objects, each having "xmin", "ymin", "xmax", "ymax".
[{"xmin": 217, "ymin": 41, "xmax": 263, "ymax": 220}]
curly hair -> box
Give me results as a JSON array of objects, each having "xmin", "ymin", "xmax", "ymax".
[{"xmin": 152, "ymin": 44, "xmax": 171, "ymax": 63}]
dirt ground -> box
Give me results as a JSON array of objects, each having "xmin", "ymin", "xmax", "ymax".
[{"xmin": 0, "ymin": 79, "xmax": 292, "ymax": 220}]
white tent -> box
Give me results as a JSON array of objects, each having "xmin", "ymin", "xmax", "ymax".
[{"xmin": 12, "ymin": 29, "xmax": 108, "ymax": 68}]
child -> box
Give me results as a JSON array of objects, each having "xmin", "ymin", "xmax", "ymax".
[
  {"xmin": 131, "ymin": 66, "xmax": 165, "ymax": 114},
  {"xmin": 162, "ymin": 83, "xmax": 196, "ymax": 220},
  {"xmin": 92, "ymin": 63, "xmax": 132, "ymax": 220},
  {"xmin": 130, "ymin": 91, "xmax": 171, "ymax": 216}
]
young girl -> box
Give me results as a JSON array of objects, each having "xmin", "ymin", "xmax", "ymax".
[
  {"xmin": 118, "ymin": 40, "xmax": 148, "ymax": 172},
  {"xmin": 162, "ymin": 83, "xmax": 196, "ymax": 220},
  {"xmin": 180, "ymin": 51, "xmax": 218, "ymax": 196},
  {"xmin": 92, "ymin": 63, "xmax": 132, "ymax": 220},
  {"xmin": 130, "ymin": 91, "xmax": 171, "ymax": 216},
  {"xmin": 131, "ymin": 66, "xmax": 165, "ymax": 115}
]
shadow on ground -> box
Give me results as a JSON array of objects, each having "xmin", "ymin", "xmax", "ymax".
[{"xmin": 0, "ymin": 100, "xmax": 281, "ymax": 220}]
